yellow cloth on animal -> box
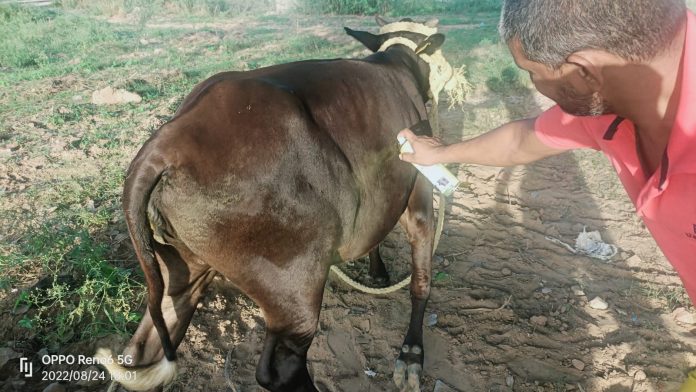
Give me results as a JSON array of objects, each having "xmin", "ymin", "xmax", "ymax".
[{"xmin": 680, "ymin": 370, "xmax": 696, "ymax": 392}]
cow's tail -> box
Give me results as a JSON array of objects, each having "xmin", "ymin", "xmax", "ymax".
[
  {"xmin": 95, "ymin": 138, "xmax": 177, "ymax": 390},
  {"xmin": 94, "ymin": 348, "xmax": 176, "ymax": 391}
]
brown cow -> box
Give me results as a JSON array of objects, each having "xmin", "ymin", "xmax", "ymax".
[{"xmin": 96, "ymin": 17, "xmax": 459, "ymax": 392}]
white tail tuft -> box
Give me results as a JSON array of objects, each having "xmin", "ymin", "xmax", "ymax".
[{"xmin": 94, "ymin": 348, "xmax": 177, "ymax": 391}]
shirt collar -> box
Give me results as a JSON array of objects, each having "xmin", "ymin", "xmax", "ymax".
[{"xmin": 602, "ymin": 116, "xmax": 624, "ymax": 140}]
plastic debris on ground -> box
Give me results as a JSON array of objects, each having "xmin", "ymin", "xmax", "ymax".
[{"xmin": 545, "ymin": 227, "xmax": 618, "ymax": 261}]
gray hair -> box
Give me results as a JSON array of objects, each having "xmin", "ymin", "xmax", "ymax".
[{"xmin": 499, "ymin": 0, "xmax": 687, "ymax": 67}]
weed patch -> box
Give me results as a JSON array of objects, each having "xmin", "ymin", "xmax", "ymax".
[{"xmin": 1, "ymin": 165, "xmax": 144, "ymax": 345}]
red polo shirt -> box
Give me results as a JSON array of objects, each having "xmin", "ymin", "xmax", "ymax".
[{"xmin": 534, "ymin": 11, "xmax": 696, "ymax": 303}]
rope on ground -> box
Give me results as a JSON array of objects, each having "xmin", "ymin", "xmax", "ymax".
[{"xmin": 329, "ymin": 264, "xmax": 412, "ymax": 294}]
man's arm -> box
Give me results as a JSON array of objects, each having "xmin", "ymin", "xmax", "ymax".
[{"xmin": 398, "ymin": 118, "xmax": 565, "ymax": 167}]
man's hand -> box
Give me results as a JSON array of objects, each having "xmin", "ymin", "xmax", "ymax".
[
  {"xmin": 397, "ymin": 118, "xmax": 563, "ymax": 167},
  {"xmin": 397, "ymin": 128, "xmax": 446, "ymax": 166}
]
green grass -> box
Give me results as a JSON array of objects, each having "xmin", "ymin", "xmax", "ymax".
[
  {"xmin": 638, "ymin": 280, "xmax": 690, "ymax": 311},
  {"xmin": 0, "ymin": 162, "xmax": 145, "ymax": 344},
  {"xmin": 9, "ymin": 225, "xmax": 145, "ymax": 345},
  {"xmin": 57, "ymin": 0, "xmax": 274, "ymax": 17},
  {"xmin": 443, "ymin": 22, "xmax": 520, "ymax": 87},
  {"xmin": 0, "ymin": 4, "xmax": 160, "ymax": 345},
  {"xmin": 0, "ymin": 6, "xmax": 139, "ymax": 82}
]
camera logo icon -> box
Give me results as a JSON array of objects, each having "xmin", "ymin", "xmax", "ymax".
[{"xmin": 19, "ymin": 358, "xmax": 33, "ymax": 378}]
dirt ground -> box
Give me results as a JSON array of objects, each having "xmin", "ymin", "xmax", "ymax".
[{"xmin": 2, "ymin": 10, "xmax": 696, "ymax": 392}]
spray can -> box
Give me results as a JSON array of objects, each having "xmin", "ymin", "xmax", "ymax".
[{"xmin": 397, "ymin": 134, "xmax": 460, "ymax": 196}]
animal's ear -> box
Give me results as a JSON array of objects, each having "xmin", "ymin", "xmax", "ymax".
[
  {"xmin": 424, "ymin": 18, "xmax": 439, "ymax": 28},
  {"xmin": 375, "ymin": 15, "xmax": 390, "ymax": 27},
  {"xmin": 415, "ymin": 33, "xmax": 445, "ymax": 55},
  {"xmin": 344, "ymin": 27, "xmax": 385, "ymax": 52}
]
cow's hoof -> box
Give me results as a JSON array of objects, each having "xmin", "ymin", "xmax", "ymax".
[{"xmin": 393, "ymin": 344, "xmax": 423, "ymax": 392}]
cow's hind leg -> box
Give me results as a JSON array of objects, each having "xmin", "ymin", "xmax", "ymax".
[
  {"xmin": 235, "ymin": 255, "xmax": 329, "ymax": 392},
  {"xmin": 256, "ymin": 327, "xmax": 317, "ymax": 392},
  {"xmin": 393, "ymin": 175, "xmax": 434, "ymax": 392},
  {"xmin": 99, "ymin": 244, "xmax": 215, "ymax": 391}
]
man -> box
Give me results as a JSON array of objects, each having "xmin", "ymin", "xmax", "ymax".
[{"xmin": 398, "ymin": 0, "xmax": 695, "ymax": 389}]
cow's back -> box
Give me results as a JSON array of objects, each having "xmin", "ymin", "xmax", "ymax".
[{"xmin": 229, "ymin": 58, "xmax": 428, "ymax": 258}]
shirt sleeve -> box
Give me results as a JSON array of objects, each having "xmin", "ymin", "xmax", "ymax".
[{"xmin": 534, "ymin": 105, "xmax": 601, "ymax": 151}]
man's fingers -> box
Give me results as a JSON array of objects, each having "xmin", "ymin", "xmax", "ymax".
[
  {"xmin": 399, "ymin": 152, "xmax": 414, "ymax": 162},
  {"xmin": 397, "ymin": 128, "xmax": 416, "ymax": 141},
  {"xmin": 397, "ymin": 129, "xmax": 419, "ymax": 163}
]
